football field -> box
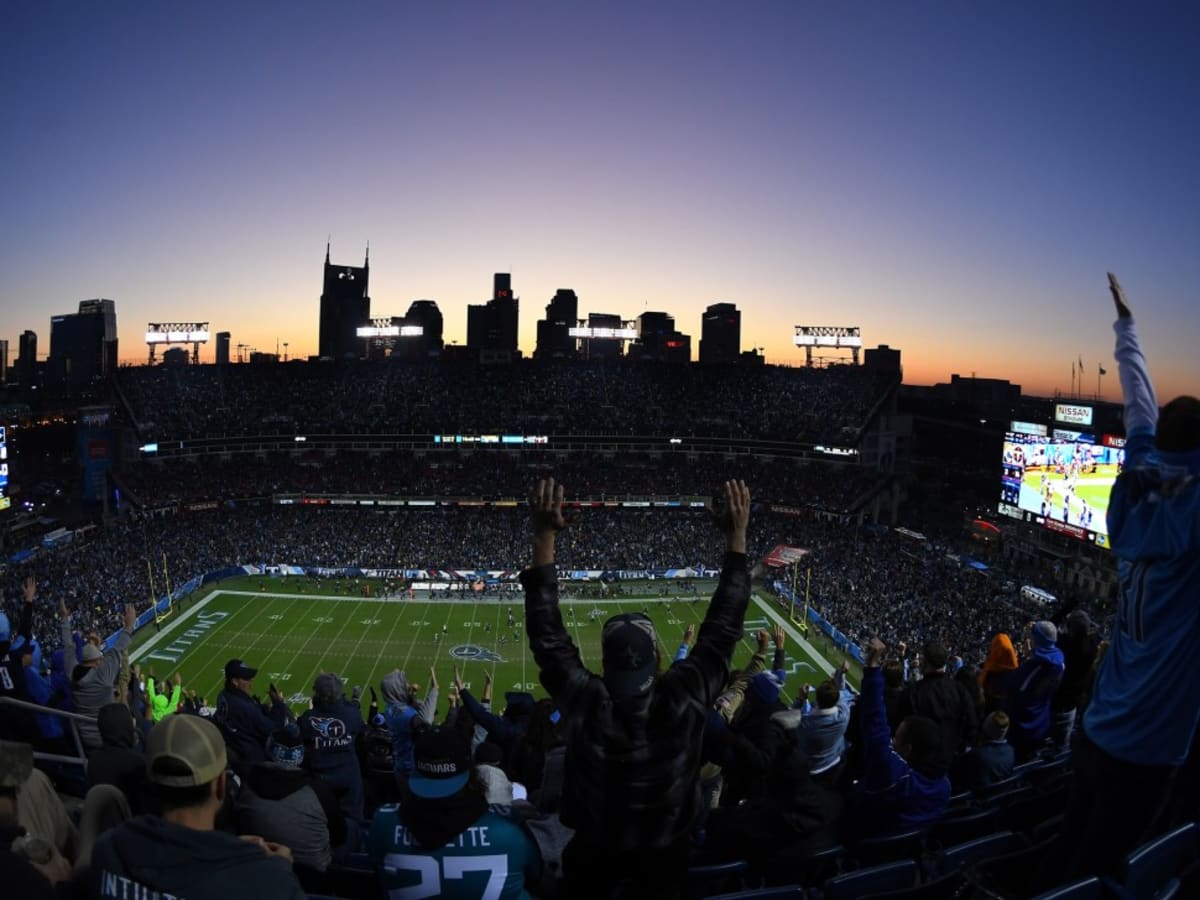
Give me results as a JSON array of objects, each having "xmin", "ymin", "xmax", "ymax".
[{"xmin": 129, "ymin": 576, "xmax": 848, "ymax": 717}]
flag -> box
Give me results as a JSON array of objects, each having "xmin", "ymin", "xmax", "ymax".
[{"xmin": 1099, "ymin": 365, "xmax": 1107, "ymax": 376}]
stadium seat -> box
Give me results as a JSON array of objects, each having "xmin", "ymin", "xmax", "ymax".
[
  {"xmin": 936, "ymin": 830, "xmax": 1028, "ymax": 875},
  {"xmin": 928, "ymin": 807, "xmax": 1000, "ymax": 848},
  {"xmin": 687, "ymin": 859, "xmax": 748, "ymax": 898},
  {"xmin": 758, "ymin": 843, "xmax": 844, "ymax": 888},
  {"xmin": 946, "ymin": 791, "xmax": 973, "ymax": 814},
  {"xmin": 977, "ymin": 773, "xmax": 1024, "ymax": 800},
  {"xmin": 1026, "ymin": 758, "xmax": 1071, "ymax": 785},
  {"xmin": 998, "ymin": 789, "xmax": 1069, "ymax": 835},
  {"xmin": 981, "ymin": 785, "xmax": 1034, "ymax": 809},
  {"xmin": 853, "ymin": 871, "xmax": 970, "ymax": 900},
  {"xmin": 707, "ymin": 888, "xmax": 805, "ymax": 900},
  {"xmin": 326, "ymin": 863, "xmax": 382, "ymax": 900},
  {"xmin": 822, "ymin": 860, "xmax": 919, "ymax": 900},
  {"xmin": 852, "ymin": 829, "xmax": 925, "ymax": 867},
  {"xmin": 1031, "ymin": 815, "xmax": 1065, "ymax": 844},
  {"xmin": 971, "ymin": 835, "xmax": 1061, "ymax": 900},
  {"xmin": 1029, "ymin": 876, "xmax": 1104, "ymax": 900},
  {"xmin": 1120, "ymin": 822, "xmax": 1200, "ymax": 900},
  {"xmin": 1012, "ymin": 759, "xmax": 1046, "ymax": 778}
]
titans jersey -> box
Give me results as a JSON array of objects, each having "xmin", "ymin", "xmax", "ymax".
[{"xmin": 369, "ymin": 806, "xmax": 541, "ymax": 900}]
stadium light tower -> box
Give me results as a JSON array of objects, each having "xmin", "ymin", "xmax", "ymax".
[
  {"xmin": 146, "ymin": 322, "xmax": 210, "ymax": 365},
  {"xmin": 793, "ymin": 325, "xmax": 862, "ymax": 367}
]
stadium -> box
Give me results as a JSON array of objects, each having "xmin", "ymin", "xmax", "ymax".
[{"xmin": 7, "ymin": 325, "xmax": 1195, "ymax": 900}]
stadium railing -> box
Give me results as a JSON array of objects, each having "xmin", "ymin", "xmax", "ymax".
[{"xmin": 0, "ymin": 696, "xmax": 93, "ymax": 774}]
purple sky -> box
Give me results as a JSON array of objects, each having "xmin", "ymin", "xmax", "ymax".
[{"xmin": 1, "ymin": 2, "xmax": 1197, "ymax": 398}]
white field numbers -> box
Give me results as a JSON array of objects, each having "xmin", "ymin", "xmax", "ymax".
[
  {"xmin": 0, "ymin": 665, "xmax": 12, "ymax": 690},
  {"xmin": 383, "ymin": 853, "xmax": 508, "ymax": 900}
]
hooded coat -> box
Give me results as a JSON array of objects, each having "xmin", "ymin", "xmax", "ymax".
[
  {"xmin": 381, "ymin": 670, "xmax": 438, "ymax": 776},
  {"xmin": 91, "ymin": 815, "xmax": 305, "ymax": 900},
  {"xmin": 87, "ymin": 704, "xmax": 150, "ymax": 812},
  {"xmin": 998, "ymin": 642, "xmax": 1065, "ymax": 754},
  {"xmin": 979, "ymin": 633, "xmax": 1019, "ymax": 710}
]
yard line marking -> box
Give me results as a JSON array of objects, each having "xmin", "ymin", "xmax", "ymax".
[{"xmin": 191, "ymin": 592, "xmax": 314, "ymax": 704}]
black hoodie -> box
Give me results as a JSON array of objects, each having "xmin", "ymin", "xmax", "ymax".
[
  {"xmin": 91, "ymin": 815, "xmax": 305, "ymax": 900},
  {"xmin": 88, "ymin": 704, "xmax": 150, "ymax": 813}
]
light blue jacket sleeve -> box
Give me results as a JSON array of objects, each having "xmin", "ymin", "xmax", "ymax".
[{"xmin": 1114, "ymin": 317, "xmax": 1158, "ymax": 460}]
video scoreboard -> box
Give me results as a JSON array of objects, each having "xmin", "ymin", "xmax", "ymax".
[{"xmin": 0, "ymin": 425, "xmax": 9, "ymax": 510}]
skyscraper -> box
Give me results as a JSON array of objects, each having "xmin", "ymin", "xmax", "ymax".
[
  {"xmin": 466, "ymin": 273, "xmax": 520, "ymax": 357},
  {"xmin": 0, "ymin": 340, "xmax": 8, "ymax": 384},
  {"xmin": 16, "ymin": 330, "xmax": 36, "ymax": 384},
  {"xmin": 318, "ymin": 243, "xmax": 371, "ymax": 359},
  {"xmin": 404, "ymin": 300, "xmax": 444, "ymax": 357},
  {"xmin": 48, "ymin": 299, "xmax": 118, "ymax": 388},
  {"xmin": 535, "ymin": 289, "xmax": 578, "ymax": 359},
  {"xmin": 215, "ymin": 332, "xmax": 231, "ymax": 365},
  {"xmin": 631, "ymin": 311, "xmax": 690, "ymax": 363},
  {"xmin": 699, "ymin": 302, "xmax": 740, "ymax": 364}
]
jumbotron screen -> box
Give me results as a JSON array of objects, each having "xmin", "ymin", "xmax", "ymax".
[
  {"xmin": 0, "ymin": 425, "xmax": 9, "ymax": 511},
  {"xmin": 998, "ymin": 425, "xmax": 1124, "ymax": 549}
]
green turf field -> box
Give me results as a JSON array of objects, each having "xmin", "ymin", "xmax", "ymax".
[{"xmin": 129, "ymin": 576, "xmax": 849, "ymax": 717}]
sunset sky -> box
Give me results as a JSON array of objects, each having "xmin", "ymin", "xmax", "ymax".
[{"xmin": 1, "ymin": 2, "xmax": 1197, "ymax": 399}]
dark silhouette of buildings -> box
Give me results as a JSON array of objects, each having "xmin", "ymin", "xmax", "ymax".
[
  {"xmin": 48, "ymin": 299, "xmax": 118, "ymax": 388},
  {"xmin": 629, "ymin": 311, "xmax": 690, "ymax": 363},
  {"xmin": 467, "ymin": 273, "xmax": 519, "ymax": 358},
  {"xmin": 699, "ymin": 302, "xmax": 740, "ymax": 364},
  {"xmin": 162, "ymin": 347, "xmax": 189, "ymax": 367},
  {"xmin": 215, "ymin": 332, "xmax": 231, "ymax": 365},
  {"xmin": 864, "ymin": 344, "xmax": 902, "ymax": 378},
  {"xmin": 16, "ymin": 330, "xmax": 37, "ymax": 384},
  {"xmin": 581, "ymin": 312, "xmax": 624, "ymax": 360},
  {"xmin": 404, "ymin": 300, "xmax": 444, "ymax": 358},
  {"xmin": 318, "ymin": 243, "xmax": 371, "ymax": 359},
  {"xmin": 0, "ymin": 340, "xmax": 7, "ymax": 384},
  {"xmin": 535, "ymin": 289, "xmax": 579, "ymax": 359}
]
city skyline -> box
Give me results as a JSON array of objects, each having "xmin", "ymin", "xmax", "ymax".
[{"xmin": 1, "ymin": 3, "xmax": 1198, "ymax": 399}]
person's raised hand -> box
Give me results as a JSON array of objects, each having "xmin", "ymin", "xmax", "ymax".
[
  {"xmin": 22, "ymin": 576, "xmax": 36, "ymax": 605},
  {"xmin": 429, "ymin": 666, "xmax": 439, "ymax": 690},
  {"xmin": 865, "ymin": 637, "xmax": 887, "ymax": 668},
  {"xmin": 123, "ymin": 603, "xmax": 137, "ymax": 632},
  {"xmin": 897, "ymin": 640, "xmax": 907, "ymax": 658},
  {"xmin": 773, "ymin": 624, "xmax": 786, "ymax": 648},
  {"xmin": 58, "ymin": 596, "xmax": 69, "ymax": 620},
  {"xmin": 173, "ymin": 672, "xmax": 182, "ymax": 686},
  {"xmin": 755, "ymin": 629, "xmax": 770, "ymax": 652},
  {"xmin": 530, "ymin": 478, "xmax": 567, "ymax": 536},
  {"xmin": 715, "ymin": 480, "xmax": 751, "ymax": 551},
  {"xmin": 1108, "ymin": 272, "xmax": 1132, "ymax": 320},
  {"xmin": 453, "ymin": 667, "xmax": 465, "ymax": 693},
  {"xmin": 683, "ymin": 623, "xmax": 696, "ymax": 645}
]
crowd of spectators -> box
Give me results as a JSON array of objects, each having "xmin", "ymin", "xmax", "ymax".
[
  {"xmin": 116, "ymin": 358, "xmax": 893, "ymax": 446},
  {"xmin": 117, "ymin": 451, "xmax": 883, "ymax": 514},
  {"xmin": 3, "ymin": 502, "xmax": 1089, "ymax": 695},
  {"xmin": 2, "ymin": 474, "xmax": 1184, "ymax": 900},
  {"xmin": 772, "ymin": 519, "xmax": 1107, "ymax": 673}
]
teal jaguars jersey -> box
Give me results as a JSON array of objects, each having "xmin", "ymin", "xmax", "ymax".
[{"xmin": 369, "ymin": 806, "xmax": 542, "ymax": 900}]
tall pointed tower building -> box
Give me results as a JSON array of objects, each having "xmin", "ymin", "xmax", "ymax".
[{"xmin": 318, "ymin": 242, "xmax": 371, "ymax": 359}]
